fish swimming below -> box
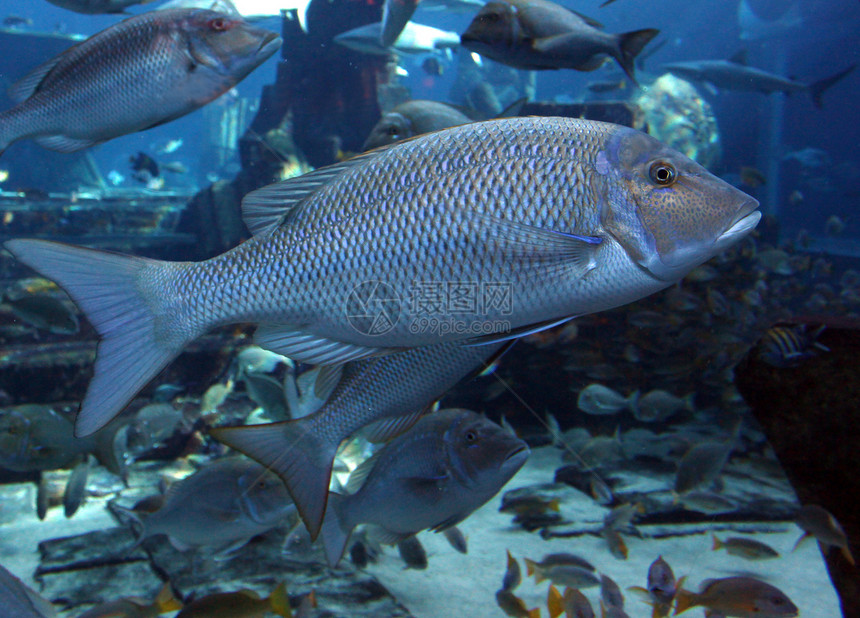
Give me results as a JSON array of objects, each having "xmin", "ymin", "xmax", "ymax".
[
  {"xmin": 75, "ymin": 583, "xmax": 182, "ymax": 618},
  {"xmin": 396, "ymin": 535, "xmax": 428, "ymax": 569},
  {"xmin": 712, "ymin": 534, "xmax": 779, "ymax": 560},
  {"xmin": 547, "ymin": 585, "xmax": 594, "ymax": 618},
  {"xmin": 0, "ymin": 8, "xmax": 280, "ymax": 156},
  {"xmin": 576, "ymin": 383, "xmax": 639, "ymax": 415},
  {"xmin": 4, "ymin": 117, "xmax": 759, "ymax": 440},
  {"xmin": 111, "ymin": 457, "xmax": 294, "ymax": 556},
  {"xmin": 173, "ymin": 582, "xmax": 291, "ymax": 618},
  {"xmin": 673, "ymin": 438, "xmax": 735, "ymax": 495},
  {"xmin": 674, "ymin": 576, "xmax": 798, "ymax": 617},
  {"xmin": 319, "ymin": 409, "xmax": 528, "ymax": 566},
  {"xmin": 502, "ymin": 550, "xmax": 522, "ymax": 591},
  {"xmin": 213, "ymin": 340, "xmax": 504, "ymax": 540}
]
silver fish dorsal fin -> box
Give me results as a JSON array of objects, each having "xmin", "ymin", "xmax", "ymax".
[
  {"xmin": 9, "ymin": 11, "xmax": 173, "ymax": 103},
  {"xmin": 240, "ymin": 146, "xmax": 396, "ymax": 236},
  {"xmin": 8, "ymin": 55, "xmax": 65, "ymax": 102}
]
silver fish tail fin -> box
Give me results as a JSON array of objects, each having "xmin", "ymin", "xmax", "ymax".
[
  {"xmin": 808, "ymin": 64, "xmax": 856, "ymax": 109},
  {"xmin": 615, "ymin": 28, "xmax": 660, "ymax": 86},
  {"xmin": 211, "ymin": 417, "xmax": 339, "ymax": 541},
  {"xmin": 320, "ymin": 492, "xmax": 352, "ymax": 567},
  {"xmin": 3, "ymin": 239, "xmax": 196, "ymax": 437}
]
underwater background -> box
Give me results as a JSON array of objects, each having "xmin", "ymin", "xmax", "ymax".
[{"xmin": 0, "ymin": 0, "xmax": 858, "ymax": 616}]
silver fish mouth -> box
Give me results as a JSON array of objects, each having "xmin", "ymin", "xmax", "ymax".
[
  {"xmin": 502, "ymin": 444, "xmax": 530, "ymax": 468},
  {"xmin": 257, "ymin": 33, "xmax": 282, "ymax": 57},
  {"xmin": 720, "ymin": 198, "xmax": 761, "ymax": 243}
]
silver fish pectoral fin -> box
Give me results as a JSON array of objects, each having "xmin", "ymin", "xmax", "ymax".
[{"xmin": 253, "ymin": 323, "xmax": 393, "ymax": 366}]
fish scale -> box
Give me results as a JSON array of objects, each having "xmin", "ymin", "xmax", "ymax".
[{"xmin": 5, "ymin": 116, "xmax": 758, "ymax": 438}]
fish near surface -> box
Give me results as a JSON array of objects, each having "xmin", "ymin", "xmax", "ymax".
[
  {"xmin": 117, "ymin": 457, "xmax": 293, "ymax": 555},
  {"xmin": 0, "ymin": 9, "xmax": 280, "ymax": 156},
  {"xmin": 460, "ymin": 0, "xmax": 658, "ymax": 84},
  {"xmin": 213, "ymin": 341, "xmax": 504, "ymax": 540},
  {"xmin": 46, "ymin": 0, "xmax": 154, "ymax": 14},
  {"xmin": 319, "ymin": 409, "xmax": 528, "ymax": 565},
  {"xmin": 5, "ymin": 116, "xmax": 759, "ymax": 440}
]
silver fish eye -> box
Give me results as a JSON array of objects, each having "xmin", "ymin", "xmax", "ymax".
[{"xmin": 649, "ymin": 161, "xmax": 676, "ymax": 186}]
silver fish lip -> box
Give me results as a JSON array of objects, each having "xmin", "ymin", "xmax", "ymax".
[
  {"xmin": 736, "ymin": 197, "xmax": 760, "ymax": 223},
  {"xmin": 721, "ymin": 198, "xmax": 761, "ymax": 242},
  {"xmin": 257, "ymin": 33, "xmax": 282, "ymax": 57},
  {"xmin": 503, "ymin": 443, "xmax": 529, "ymax": 463}
]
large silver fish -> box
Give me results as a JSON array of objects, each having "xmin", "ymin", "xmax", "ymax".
[
  {"xmin": 319, "ymin": 408, "xmax": 528, "ymax": 566},
  {"xmin": 4, "ymin": 117, "xmax": 759, "ymax": 437},
  {"xmin": 0, "ymin": 9, "xmax": 280, "ymax": 155},
  {"xmin": 212, "ymin": 341, "xmax": 504, "ymax": 540}
]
